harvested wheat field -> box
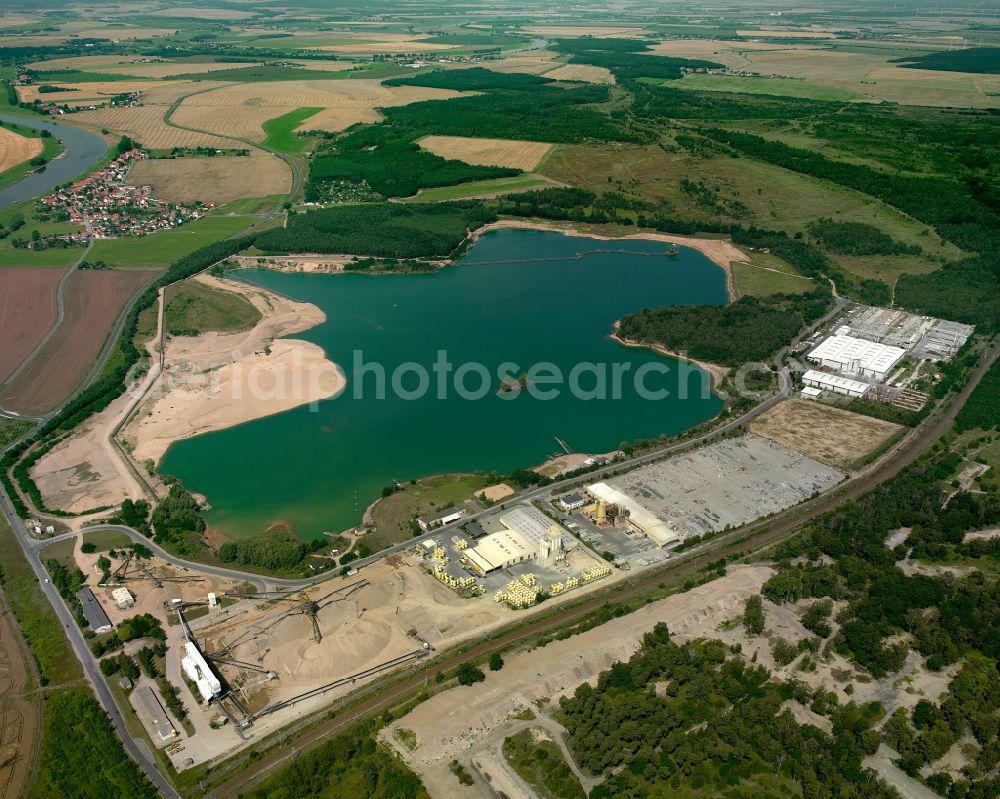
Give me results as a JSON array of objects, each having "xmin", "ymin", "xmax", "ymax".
[
  {"xmin": 749, "ymin": 399, "xmax": 903, "ymax": 471},
  {"xmin": 0, "ymin": 126, "xmax": 42, "ymax": 174},
  {"xmin": 419, "ymin": 135, "xmax": 552, "ymax": 170},
  {"xmin": 126, "ymin": 154, "xmax": 290, "ymax": 203},
  {"xmin": 25, "ymin": 54, "xmax": 130, "ymax": 71},
  {"xmin": 17, "ymin": 80, "xmax": 176, "ymax": 105},
  {"xmin": 172, "ymin": 80, "xmax": 463, "ymax": 140},
  {"xmin": 108, "ymin": 61, "xmax": 266, "ymax": 79},
  {"xmin": 0, "ymin": 269, "xmax": 158, "ymax": 415},
  {"xmin": 294, "ymin": 106, "xmax": 382, "ymax": 133},
  {"xmin": 0, "ymin": 267, "xmax": 65, "ymax": 383},
  {"xmin": 544, "ymin": 63, "xmax": 614, "ymax": 84},
  {"xmin": 485, "ymin": 53, "xmax": 561, "ymax": 75},
  {"xmin": 149, "ymin": 5, "xmax": 254, "ymax": 18},
  {"xmin": 71, "ymin": 105, "xmax": 235, "ymax": 150}
]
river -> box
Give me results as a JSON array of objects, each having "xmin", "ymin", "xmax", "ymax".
[
  {"xmin": 160, "ymin": 229, "xmax": 728, "ymax": 540},
  {"xmin": 0, "ymin": 113, "xmax": 108, "ymax": 210}
]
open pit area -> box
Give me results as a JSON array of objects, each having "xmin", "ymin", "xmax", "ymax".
[
  {"xmin": 750, "ymin": 399, "xmax": 904, "ymax": 471},
  {"xmin": 605, "ymin": 434, "xmax": 844, "ymax": 541}
]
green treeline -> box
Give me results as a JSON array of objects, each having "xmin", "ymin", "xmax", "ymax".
[
  {"xmin": 551, "ymin": 37, "xmax": 722, "ymax": 83},
  {"xmin": 892, "ymin": 47, "xmax": 1000, "ymax": 74},
  {"xmin": 216, "ymin": 532, "xmax": 326, "ymax": 573},
  {"xmin": 308, "ymin": 134, "xmax": 517, "ymax": 200},
  {"xmin": 30, "ymin": 689, "xmax": 158, "ymax": 799},
  {"xmin": 385, "ymin": 67, "xmax": 553, "ymax": 92},
  {"xmin": 243, "ymin": 720, "xmax": 428, "ymax": 799},
  {"xmin": 617, "ymin": 290, "xmax": 832, "ymax": 366},
  {"xmin": 379, "ymin": 83, "xmax": 631, "ymax": 144},
  {"xmin": 955, "ymin": 359, "xmax": 1000, "ymax": 432},
  {"xmin": 560, "ymin": 624, "xmax": 892, "ymax": 798},
  {"xmin": 808, "ymin": 218, "xmax": 922, "ymax": 257},
  {"xmin": 256, "ymin": 202, "xmax": 496, "ymax": 259},
  {"xmin": 895, "ymin": 258, "xmax": 1000, "ymax": 333}
]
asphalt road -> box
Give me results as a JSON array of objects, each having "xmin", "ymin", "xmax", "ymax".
[{"xmin": 206, "ymin": 335, "xmax": 1000, "ymax": 799}]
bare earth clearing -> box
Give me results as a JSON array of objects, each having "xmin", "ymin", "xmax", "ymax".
[
  {"xmin": 750, "ymin": 399, "xmax": 904, "ymax": 471},
  {"xmin": 126, "ymin": 154, "xmax": 291, "ymax": 204},
  {"xmin": 0, "ymin": 126, "xmax": 42, "ymax": 174},
  {"xmin": 124, "ymin": 274, "xmax": 342, "ymax": 465},
  {"xmin": 418, "ymin": 135, "xmax": 552, "ymax": 171}
]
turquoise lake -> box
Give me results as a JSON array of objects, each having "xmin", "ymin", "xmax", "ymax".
[{"xmin": 159, "ymin": 229, "xmax": 728, "ymax": 540}]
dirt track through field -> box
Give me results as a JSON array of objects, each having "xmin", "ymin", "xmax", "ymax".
[
  {"xmin": 0, "ymin": 269, "xmax": 157, "ymax": 414},
  {"xmin": 0, "ymin": 268, "xmax": 66, "ymax": 383},
  {"xmin": 0, "ymin": 586, "xmax": 41, "ymax": 799},
  {"xmin": 0, "ymin": 127, "xmax": 41, "ymax": 174}
]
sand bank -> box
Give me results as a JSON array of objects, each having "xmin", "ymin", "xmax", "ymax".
[
  {"xmin": 125, "ymin": 275, "xmax": 344, "ymax": 465},
  {"xmin": 470, "ymin": 219, "xmax": 748, "ymax": 300}
]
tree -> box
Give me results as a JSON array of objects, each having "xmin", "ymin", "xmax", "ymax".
[
  {"xmin": 489, "ymin": 652, "xmax": 504, "ymax": 672},
  {"xmin": 743, "ymin": 595, "xmax": 765, "ymax": 636},
  {"xmin": 456, "ymin": 662, "xmax": 485, "ymax": 686}
]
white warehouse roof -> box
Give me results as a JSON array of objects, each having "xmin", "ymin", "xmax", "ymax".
[
  {"xmin": 807, "ymin": 334, "xmax": 905, "ymax": 377},
  {"xmin": 586, "ymin": 482, "xmax": 678, "ymax": 547},
  {"xmin": 802, "ymin": 369, "xmax": 871, "ymax": 397},
  {"xmin": 182, "ymin": 641, "xmax": 222, "ymax": 703}
]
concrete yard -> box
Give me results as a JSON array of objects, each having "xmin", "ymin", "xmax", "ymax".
[{"xmin": 606, "ymin": 434, "xmax": 844, "ymax": 540}]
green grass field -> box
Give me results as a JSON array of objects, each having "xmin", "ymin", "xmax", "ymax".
[
  {"xmin": 81, "ymin": 529, "xmax": 133, "ymax": 551},
  {"xmin": 87, "ymin": 213, "xmax": 253, "ymax": 268},
  {"xmin": 261, "ymin": 107, "xmax": 322, "ymax": 153},
  {"xmin": 0, "ymin": 247, "xmax": 81, "ymax": 267},
  {"xmin": 0, "ymin": 417, "xmax": 33, "ymax": 449},
  {"xmin": 670, "ymin": 75, "xmax": 863, "ymax": 102},
  {"xmin": 369, "ymin": 473, "xmax": 491, "ymax": 551},
  {"xmin": 732, "ymin": 252, "xmax": 815, "ymax": 297},
  {"xmin": 39, "ymin": 538, "xmax": 76, "ymax": 572},
  {"xmin": 402, "ymin": 174, "xmax": 553, "ymax": 202},
  {"xmin": 164, "ymin": 278, "xmax": 261, "ymax": 335}
]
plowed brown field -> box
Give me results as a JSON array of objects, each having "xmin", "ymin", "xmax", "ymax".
[
  {"xmin": 0, "ymin": 269, "xmax": 157, "ymax": 414},
  {"xmin": 0, "ymin": 267, "xmax": 66, "ymax": 383}
]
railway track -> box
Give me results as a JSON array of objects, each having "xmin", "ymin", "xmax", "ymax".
[{"xmin": 203, "ymin": 337, "xmax": 999, "ymax": 798}]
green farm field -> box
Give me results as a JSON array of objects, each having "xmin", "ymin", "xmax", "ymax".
[
  {"xmin": 402, "ymin": 174, "xmax": 555, "ymax": 202},
  {"xmin": 261, "ymin": 106, "xmax": 321, "ymax": 153},
  {"xmin": 87, "ymin": 213, "xmax": 254, "ymax": 268},
  {"xmin": 671, "ymin": 74, "xmax": 864, "ymax": 102}
]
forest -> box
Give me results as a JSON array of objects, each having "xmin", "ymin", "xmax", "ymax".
[
  {"xmin": 807, "ymin": 218, "xmax": 922, "ymax": 257},
  {"xmin": 617, "ymin": 289, "xmax": 832, "ymax": 366},
  {"xmin": 255, "ymin": 202, "xmax": 496, "ymax": 259},
  {"xmin": 243, "ymin": 720, "xmax": 427, "ymax": 799},
  {"xmin": 559, "ymin": 624, "xmax": 894, "ymax": 798},
  {"xmin": 955, "ymin": 360, "xmax": 1000, "ymax": 432},
  {"xmin": 760, "ymin": 438, "xmax": 1000, "ymax": 797},
  {"xmin": 892, "ymin": 47, "xmax": 1000, "ymax": 74},
  {"xmin": 307, "ymin": 132, "xmax": 518, "ymax": 200}
]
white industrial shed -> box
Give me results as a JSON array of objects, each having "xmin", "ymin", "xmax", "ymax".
[
  {"xmin": 586, "ymin": 482, "xmax": 679, "ymax": 547},
  {"xmin": 807, "ymin": 335, "xmax": 905, "ymax": 380},
  {"xmin": 802, "ymin": 369, "xmax": 871, "ymax": 398},
  {"xmin": 181, "ymin": 642, "xmax": 222, "ymax": 703}
]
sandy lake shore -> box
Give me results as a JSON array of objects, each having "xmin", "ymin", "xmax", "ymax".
[
  {"xmin": 469, "ymin": 219, "xmax": 749, "ymax": 300},
  {"xmin": 125, "ymin": 274, "xmax": 344, "ymax": 465}
]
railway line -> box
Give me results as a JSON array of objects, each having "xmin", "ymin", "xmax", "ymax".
[{"xmin": 202, "ymin": 337, "xmax": 999, "ymax": 798}]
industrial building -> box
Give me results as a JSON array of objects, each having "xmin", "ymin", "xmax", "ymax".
[
  {"xmin": 801, "ymin": 369, "xmax": 871, "ymax": 398},
  {"xmin": 839, "ymin": 306, "xmax": 973, "ymax": 360},
  {"xmin": 463, "ymin": 506, "xmax": 566, "ymax": 576},
  {"xmin": 557, "ymin": 493, "xmax": 586, "ymax": 511},
  {"xmin": 181, "ymin": 641, "xmax": 222, "ymax": 703},
  {"xmin": 807, "ymin": 335, "xmax": 906, "ymax": 380},
  {"xmin": 77, "ymin": 587, "xmax": 113, "ymax": 634},
  {"xmin": 135, "ymin": 685, "xmax": 178, "ymax": 741},
  {"xmin": 417, "ymin": 506, "xmax": 467, "ymax": 532},
  {"xmin": 112, "ymin": 587, "xmax": 134, "ymax": 610},
  {"xmin": 585, "ymin": 482, "xmax": 679, "ymax": 547}
]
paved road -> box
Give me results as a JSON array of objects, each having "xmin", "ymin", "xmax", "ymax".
[
  {"xmin": 207, "ymin": 336, "xmax": 1000, "ymax": 798},
  {"xmin": 0, "ymin": 487, "xmax": 179, "ymax": 798}
]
